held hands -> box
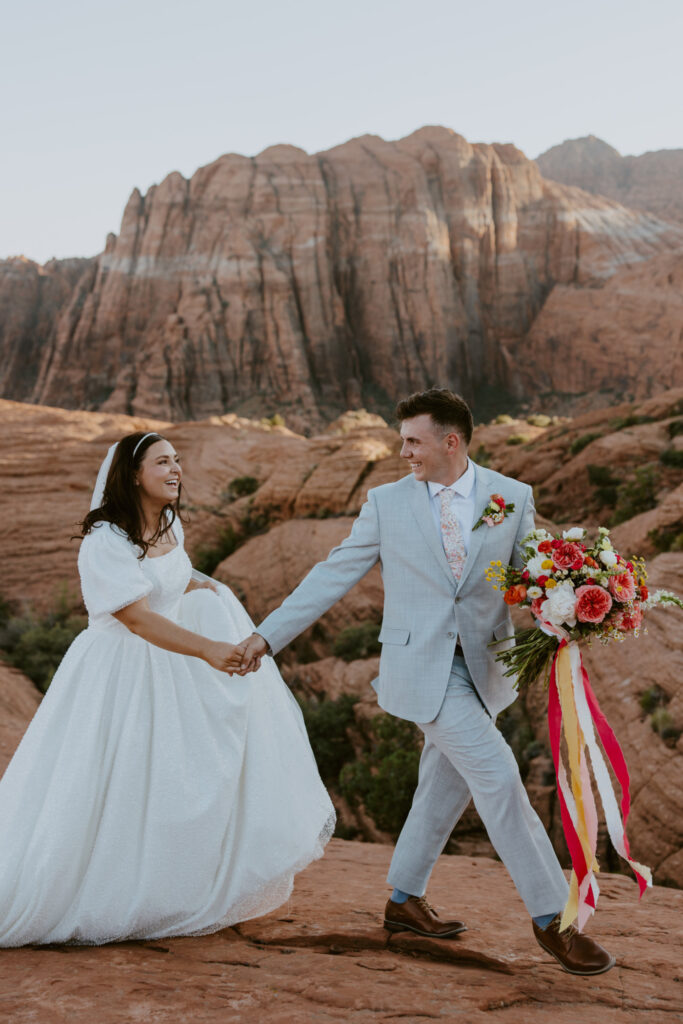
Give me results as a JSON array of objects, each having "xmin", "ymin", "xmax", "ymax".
[
  {"xmin": 185, "ymin": 578, "xmax": 219, "ymax": 595},
  {"xmin": 203, "ymin": 641, "xmax": 246, "ymax": 675},
  {"xmin": 235, "ymin": 633, "xmax": 269, "ymax": 675}
]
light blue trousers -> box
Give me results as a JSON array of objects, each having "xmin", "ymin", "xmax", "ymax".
[{"xmin": 387, "ymin": 655, "xmax": 569, "ymax": 918}]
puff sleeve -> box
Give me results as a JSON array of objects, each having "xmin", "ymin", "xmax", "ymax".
[{"xmin": 78, "ymin": 523, "xmax": 153, "ymax": 619}]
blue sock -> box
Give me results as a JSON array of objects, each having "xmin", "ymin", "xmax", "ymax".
[
  {"xmin": 391, "ymin": 887, "xmax": 413, "ymax": 904},
  {"xmin": 533, "ymin": 911, "xmax": 559, "ymax": 930}
]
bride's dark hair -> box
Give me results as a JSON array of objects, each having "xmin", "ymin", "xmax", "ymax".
[{"xmin": 79, "ymin": 432, "xmax": 185, "ymax": 559}]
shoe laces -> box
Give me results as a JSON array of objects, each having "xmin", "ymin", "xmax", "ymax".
[{"xmin": 414, "ymin": 896, "xmax": 437, "ymax": 916}]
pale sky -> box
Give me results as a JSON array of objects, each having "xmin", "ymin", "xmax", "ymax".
[{"xmin": 2, "ymin": 0, "xmax": 681, "ymax": 264}]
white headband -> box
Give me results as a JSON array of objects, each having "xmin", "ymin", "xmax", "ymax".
[{"xmin": 132, "ymin": 432, "xmax": 160, "ymax": 458}]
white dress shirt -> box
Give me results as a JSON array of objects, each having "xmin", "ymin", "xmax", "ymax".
[{"xmin": 427, "ymin": 459, "xmax": 476, "ymax": 556}]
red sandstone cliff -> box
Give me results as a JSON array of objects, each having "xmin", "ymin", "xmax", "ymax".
[
  {"xmin": 2, "ymin": 127, "xmax": 680, "ymax": 430},
  {"xmin": 536, "ymin": 135, "xmax": 683, "ymax": 226}
]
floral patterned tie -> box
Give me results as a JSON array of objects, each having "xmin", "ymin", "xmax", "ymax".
[{"xmin": 439, "ymin": 488, "xmax": 467, "ymax": 581}]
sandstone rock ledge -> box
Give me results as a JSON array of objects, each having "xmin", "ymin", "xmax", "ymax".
[{"xmin": 1, "ymin": 840, "xmax": 679, "ymax": 1023}]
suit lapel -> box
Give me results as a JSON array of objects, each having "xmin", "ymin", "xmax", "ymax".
[
  {"xmin": 408, "ymin": 477, "xmax": 457, "ymax": 589},
  {"xmin": 456, "ymin": 463, "xmax": 494, "ymax": 593}
]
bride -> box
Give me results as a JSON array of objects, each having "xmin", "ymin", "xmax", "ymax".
[{"xmin": 0, "ymin": 431, "xmax": 335, "ymax": 946}]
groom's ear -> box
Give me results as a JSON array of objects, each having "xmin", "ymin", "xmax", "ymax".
[{"xmin": 445, "ymin": 431, "xmax": 463, "ymax": 452}]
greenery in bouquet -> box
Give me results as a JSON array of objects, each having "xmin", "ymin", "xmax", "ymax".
[{"xmin": 486, "ymin": 526, "xmax": 683, "ymax": 689}]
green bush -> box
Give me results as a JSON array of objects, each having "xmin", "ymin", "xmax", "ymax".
[
  {"xmin": 526, "ymin": 414, "xmax": 552, "ymax": 428},
  {"xmin": 570, "ymin": 432, "xmax": 601, "ymax": 456},
  {"xmin": 587, "ymin": 464, "xmax": 618, "ymax": 487},
  {"xmin": 339, "ymin": 715, "xmax": 422, "ymax": 835},
  {"xmin": 473, "ymin": 444, "xmax": 491, "ymax": 468},
  {"xmin": 610, "ymin": 465, "xmax": 659, "ymax": 526},
  {"xmin": 650, "ymin": 706, "xmax": 675, "ymax": 735},
  {"xmin": 261, "ymin": 413, "xmax": 286, "ymax": 428},
  {"xmin": 297, "ymin": 694, "xmax": 358, "ymax": 784},
  {"xmin": 648, "ymin": 522, "xmax": 683, "ymax": 552},
  {"xmin": 333, "ymin": 621, "xmax": 381, "ymax": 661},
  {"xmin": 667, "ymin": 419, "xmax": 683, "ymax": 439},
  {"xmin": 506, "ymin": 434, "xmax": 531, "ymax": 446},
  {"xmin": 193, "ymin": 525, "xmax": 239, "ymax": 576},
  {"xmin": 495, "ymin": 414, "xmax": 514, "ymax": 425},
  {"xmin": 660, "ymin": 448, "xmax": 683, "ymax": 469},
  {"xmin": 639, "ymin": 685, "xmax": 667, "ymax": 714},
  {"xmin": 609, "ymin": 414, "xmax": 655, "ymax": 431},
  {"xmin": 228, "ymin": 475, "xmax": 259, "ymax": 499},
  {"xmin": 0, "ymin": 594, "xmax": 87, "ymax": 693}
]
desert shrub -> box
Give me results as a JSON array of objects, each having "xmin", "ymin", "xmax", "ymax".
[
  {"xmin": 240, "ymin": 505, "xmax": 272, "ymax": 536},
  {"xmin": 506, "ymin": 434, "xmax": 531, "ymax": 446},
  {"xmin": 639, "ymin": 685, "xmax": 667, "ymax": 714},
  {"xmin": 570, "ymin": 432, "xmax": 601, "ymax": 456},
  {"xmin": 660, "ymin": 448, "xmax": 683, "ymax": 469},
  {"xmin": 339, "ymin": 715, "xmax": 422, "ymax": 835},
  {"xmin": 333, "ymin": 621, "xmax": 381, "ymax": 661},
  {"xmin": 609, "ymin": 414, "xmax": 655, "ymax": 431},
  {"xmin": 297, "ymin": 694, "xmax": 358, "ymax": 784},
  {"xmin": 228, "ymin": 475, "xmax": 259, "ymax": 499},
  {"xmin": 648, "ymin": 522, "xmax": 683, "ymax": 552},
  {"xmin": 667, "ymin": 419, "xmax": 683, "ymax": 439},
  {"xmin": 495, "ymin": 414, "xmax": 514, "ymax": 425},
  {"xmin": 526, "ymin": 414, "xmax": 552, "ymax": 428},
  {"xmin": 261, "ymin": 413, "xmax": 286, "ymax": 428},
  {"xmin": 587, "ymin": 464, "xmax": 618, "ymax": 487},
  {"xmin": 473, "ymin": 444, "xmax": 491, "ymax": 467},
  {"xmin": 193, "ymin": 525, "xmax": 239, "ymax": 576},
  {"xmin": 610, "ymin": 466, "xmax": 659, "ymax": 526},
  {"xmin": 0, "ymin": 593, "xmax": 87, "ymax": 693},
  {"xmin": 650, "ymin": 706, "xmax": 677, "ymax": 737}
]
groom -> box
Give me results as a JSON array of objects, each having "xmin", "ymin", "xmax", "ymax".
[{"xmin": 237, "ymin": 388, "xmax": 614, "ymax": 975}]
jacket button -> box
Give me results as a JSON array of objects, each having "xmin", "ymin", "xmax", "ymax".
[
  {"xmin": 447, "ymin": 631, "xmax": 455, "ymax": 639},
  {"xmin": 454, "ymin": 596, "xmax": 461, "ymax": 604}
]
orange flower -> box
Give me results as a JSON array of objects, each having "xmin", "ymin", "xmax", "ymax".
[
  {"xmin": 504, "ymin": 584, "xmax": 527, "ymax": 605},
  {"xmin": 537, "ymin": 540, "xmax": 553, "ymax": 553},
  {"xmin": 584, "ymin": 555, "xmax": 599, "ymax": 568}
]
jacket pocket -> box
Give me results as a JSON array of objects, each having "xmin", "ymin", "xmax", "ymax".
[
  {"xmin": 378, "ymin": 626, "xmax": 410, "ymax": 645},
  {"xmin": 493, "ymin": 618, "xmax": 513, "ymax": 641}
]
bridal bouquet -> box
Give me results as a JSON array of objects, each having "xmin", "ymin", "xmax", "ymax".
[{"xmin": 486, "ymin": 526, "xmax": 682, "ymax": 932}]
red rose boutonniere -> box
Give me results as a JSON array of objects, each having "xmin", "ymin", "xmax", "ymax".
[{"xmin": 473, "ymin": 493, "xmax": 516, "ymax": 530}]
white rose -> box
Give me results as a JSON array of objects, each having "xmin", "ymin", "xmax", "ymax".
[
  {"xmin": 562, "ymin": 527, "xmax": 586, "ymax": 541},
  {"xmin": 540, "ymin": 581, "xmax": 577, "ymax": 627},
  {"xmin": 599, "ymin": 550, "xmax": 618, "ymax": 567},
  {"xmin": 583, "ymin": 567, "xmax": 600, "ymax": 578},
  {"xmin": 526, "ymin": 555, "xmax": 547, "ymax": 579},
  {"xmin": 527, "ymin": 585, "xmax": 543, "ymax": 599}
]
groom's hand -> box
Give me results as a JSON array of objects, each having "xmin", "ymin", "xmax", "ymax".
[{"xmin": 236, "ymin": 632, "xmax": 269, "ymax": 674}]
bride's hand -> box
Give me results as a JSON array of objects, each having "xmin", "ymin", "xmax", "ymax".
[{"xmin": 204, "ymin": 641, "xmax": 243, "ymax": 674}]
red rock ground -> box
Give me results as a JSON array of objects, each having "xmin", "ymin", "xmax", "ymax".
[{"xmin": 1, "ymin": 840, "xmax": 680, "ymax": 1023}]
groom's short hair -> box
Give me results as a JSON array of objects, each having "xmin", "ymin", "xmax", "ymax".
[{"xmin": 395, "ymin": 388, "xmax": 474, "ymax": 445}]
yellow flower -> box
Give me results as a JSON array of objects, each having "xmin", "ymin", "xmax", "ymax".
[
  {"xmin": 541, "ymin": 559, "xmax": 553, "ymax": 570},
  {"xmin": 545, "ymin": 579, "xmax": 557, "ymax": 589}
]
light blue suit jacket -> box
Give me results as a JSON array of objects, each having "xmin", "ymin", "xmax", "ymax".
[{"xmin": 258, "ymin": 463, "xmax": 535, "ymax": 723}]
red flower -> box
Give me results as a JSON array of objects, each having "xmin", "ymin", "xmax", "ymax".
[
  {"xmin": 575, "ymin": 585, "xmax": 613, "ymax": 624},
  {"xmin": 491, "ymin": 493, "xmax": 506, "ymax": 509},
  {"xmin": 551, "ymin": 539, "xmax": 563, "ymax": 549},
  {"xmin": 537, "ymin": 540, "xmax": 553, "ymax": 553},
  {"xmin": 617, "ymin": 604, "xmax": 643, "ymax": 631},
  {"xmin": 552, "ymin": 541, "xmax": 585, "ymax": 572},
  {"xmin": 608, "ymin": 572, "xmax": 637, "ymax": 603},
  {"xmin": 640, "ymin": 584, "xmax": 649, "ymax": 601},
  {"xmin": 536, "ymin": 575, "xmax": 549, "ymax": 588},
  {"xmin": 504, "ymin": 584, "xmax": 527, "ymax": 606},
  {"xmin": 626, "ymin": 561, "xmax": 634, "ymax": 572}
]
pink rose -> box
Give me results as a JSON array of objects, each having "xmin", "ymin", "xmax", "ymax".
[
  {"xmin": 575, "ymin": 584, "xmax": 613, "ymax": 624},
  {"xmin": 482, "ymin": 515, "xmax": 495, "ymax": 527},
  {"xmin": 530, "ymin": 596, "xmax": 546, "ymax": 619},
  {"xmin": 491, "ymin": 493, "xmax": 506, "ymax": 509},
  {"xmin": 552, "ymin": 541, "xmax": 585, "ymax": 572},
  {"xmin": 608, "ymin": 572, "xmax": 636, "ymax": 603}
]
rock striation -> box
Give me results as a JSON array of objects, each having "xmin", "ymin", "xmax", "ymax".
[
  {"xmin": 2, "ymin": 128, "xmax": 681, "ymax": 429},
  {"xmin": 0, "ymin": 256, "xmax": 95, "ymax": 401},
  {"xmin": 536, "ymin": 135, "xmax": 683, "ymax": 225}
]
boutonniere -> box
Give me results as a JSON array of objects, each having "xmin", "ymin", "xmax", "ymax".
[{"xmin": 473, "ymin": 493, "xmax": 516, "ymax": 530}]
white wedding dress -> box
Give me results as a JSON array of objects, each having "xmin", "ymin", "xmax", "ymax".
[{"xmin": 0, "ymin": 518, "xmax": 334, "ymax": 946}]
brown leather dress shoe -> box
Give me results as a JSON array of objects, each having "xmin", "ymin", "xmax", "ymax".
[
  {"xmin": 533, "ymin": 916, "xmax": 616, "ymax": 975},
  {"xmin": 384, "ymin": 896, "xmax": 467, "ymax": 938}
]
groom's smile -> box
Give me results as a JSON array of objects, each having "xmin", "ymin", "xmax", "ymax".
[{"xmin": 399, "ymin": 413, "xmax": 467, "ymax": 486}]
